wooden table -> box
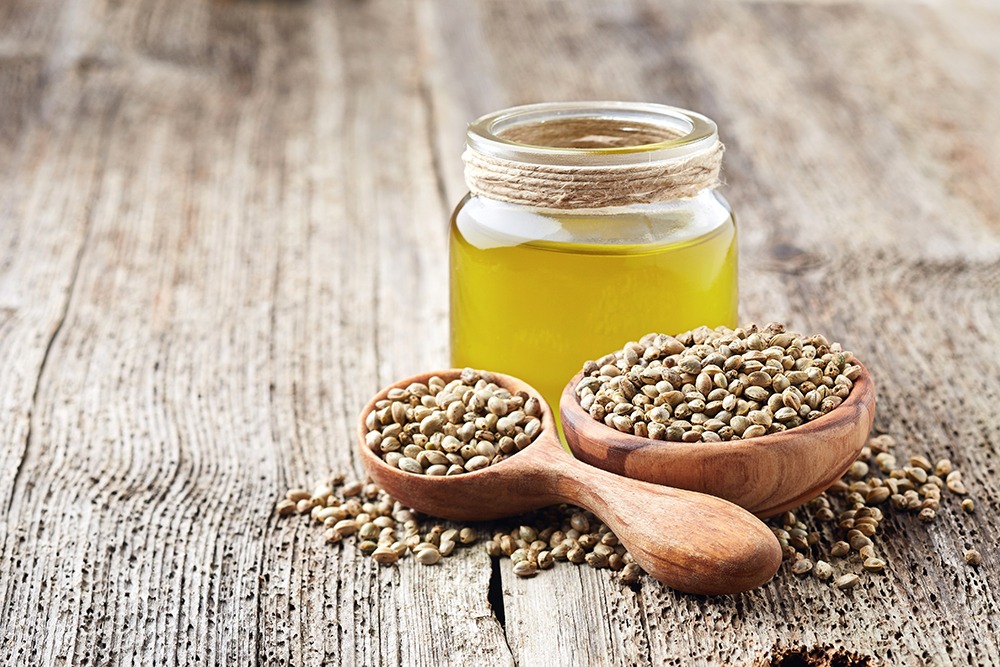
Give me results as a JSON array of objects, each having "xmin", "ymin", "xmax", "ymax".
[{"xmin": 2, "ymin": 1, "xmax": 999, "ymax": 664}]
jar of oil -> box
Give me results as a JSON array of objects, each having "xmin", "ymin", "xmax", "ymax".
[{"xmin": 450, "ymin": 102, "xmax": 737, "ymax": 412}]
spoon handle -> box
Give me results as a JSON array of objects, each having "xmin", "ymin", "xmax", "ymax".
[{"xmin": 541, "ymin": 451, "xmax": 782, "ymax": 595}]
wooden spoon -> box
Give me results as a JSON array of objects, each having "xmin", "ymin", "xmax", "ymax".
[
  {"xmin": 357, "ymin": 370, "xmax": 782, "ymax": 596},
  {"xmin": 560, "ymin": 362, "xmax": 877, "ymax": 518}
]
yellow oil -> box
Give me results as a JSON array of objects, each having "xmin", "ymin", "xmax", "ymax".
[{"xmin": 449, "ymin": 193, "xmax": 738, "ymax": 413}]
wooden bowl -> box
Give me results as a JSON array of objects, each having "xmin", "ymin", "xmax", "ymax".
[{"xmin": 560, "ymin": 362, "xmax": 876, "ymax": 518}]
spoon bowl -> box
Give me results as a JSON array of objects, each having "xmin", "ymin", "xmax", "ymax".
[
  {"xmin": 561, "ymin": 361, "xmax": 877, "ymax": 518},
  {"xmin": 358, "ymin": 370, "xmax": 782, "ymax": 595}
]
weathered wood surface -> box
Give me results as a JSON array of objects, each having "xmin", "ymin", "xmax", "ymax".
[{"xmin": 1, "ymin": 0, "xmax": 999, "ymax": 665}]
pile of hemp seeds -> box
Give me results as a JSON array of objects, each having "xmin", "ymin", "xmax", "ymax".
[
  {"xmin": 276, "ymin": 432, "xmax": 981, "ymax": 590},
  {"xmin": 575, "ymin": 322, "xmax": 861, "ymax": 443}
]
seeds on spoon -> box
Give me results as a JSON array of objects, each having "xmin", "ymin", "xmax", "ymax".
[
  {"xmin": 576, "ymin": 322, "xmax": 860, "ymax": 443},
  {"xmin": 365, "ymin": 369, "xmax": 543, "ymax": 475}
]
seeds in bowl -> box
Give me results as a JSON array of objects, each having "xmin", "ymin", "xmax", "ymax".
[
  {"xmin": 364, "ymin": 368, "xmax": 543, "ymax": 475},
  {"xmin": 575, "ymin": 322, "xmax": 862, "ymax": 443}
]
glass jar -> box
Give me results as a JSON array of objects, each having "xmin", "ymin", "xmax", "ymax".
[{"xmin": 450, "ymin": 102, "xmax": 737, "ymax": 411}]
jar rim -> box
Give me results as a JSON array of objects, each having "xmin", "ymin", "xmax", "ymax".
[{"xmin": 466, "ymin": 101, "xmax": 718, "ymax": 167}]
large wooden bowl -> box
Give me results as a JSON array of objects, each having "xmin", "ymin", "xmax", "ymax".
[{"xmin": 561, "ymin": 362, "xmax": 876, "ymax": 518}]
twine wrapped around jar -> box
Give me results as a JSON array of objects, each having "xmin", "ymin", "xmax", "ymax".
[{"xmin": 463, "ymin": 114, "xmax": 724, "ymax": 210}]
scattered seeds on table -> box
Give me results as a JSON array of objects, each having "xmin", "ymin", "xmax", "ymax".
[
  {"xmin": 833, "ymin": 574, "xmax": 860, "ymax": 590},
  {"xmin": 513, "ymin": 560, "xmax": 538, "ymax": 577},
  {"xmin": 416, "ymin": 547, "xmax": 441, "ymax": 565},
  {"xmin": 791, "ymin": 558, "xmax": 814, "ymax": 576},
  {"xmin": 286, "ymin": 488, "xmax": 311, "ymax": 503},
  {"xmin": 621, "ymin": 563, "xmax": 643, "ymax": 585},
  {"xmin": 863, "ymin": 557, "xmax": 886, "ymax": 573},
  {"xmin": 281, "ymin": 423, "xmax": 978, "ymax": 595},
  {"xmin": 830, "ymin": 541, "xmax": 851, "ymax": 558},
  {"xmin": 296, "ymin": 499, "xmax": 314, "ymax": 514},
  {"xmin": 372, "ymin": 547, "xmax": 398, "ymax": 565},
  {"xmin": 813, "ymin": 560, "xmax": 833, "ymax": 581},
  {"xmin": 946, "ymin": 471, "xmax": 968, "ymax": 495},
  {"xmin": 768, "ymin": 430, "xmax": 979, "ymax": 590},
  {"xmin": 277, "ymin": 472, "xmax": 646, "ymax": 585}
]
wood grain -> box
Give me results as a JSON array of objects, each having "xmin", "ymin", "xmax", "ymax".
[{"xmin": 0, "ymin": 0, "xmax": 998, "ymax": 664}]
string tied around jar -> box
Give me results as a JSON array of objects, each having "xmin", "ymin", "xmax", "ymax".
[{"xmin": 462, "ymin": 104, "xmax": 724, "ymax": 210}]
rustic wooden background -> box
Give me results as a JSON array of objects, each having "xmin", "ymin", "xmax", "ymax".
[{"xmin": 2, "ymin": 0, "xmax": 999, "ymax": 665}]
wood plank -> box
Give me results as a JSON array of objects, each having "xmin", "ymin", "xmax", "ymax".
[
  {"xmin": 0, "ymin": 0, "xmax": 507, "ymax": 664},
  {"xmin": 0, "ymin": 0, "xmax": 116, "ymax": 610},
  {"xmin": 258, "ymin": 1, "xmax": 508, "ymax": 664}
]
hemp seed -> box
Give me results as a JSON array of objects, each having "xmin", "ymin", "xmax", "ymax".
[{"xmin": 833, "ymin": 573, "xmax": 860, "ymax": 590}]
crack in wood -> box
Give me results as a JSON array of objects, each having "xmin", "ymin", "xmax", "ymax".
[{"xmin": 755, "ymin": 645, "xmax": 876, "ymax": 667}]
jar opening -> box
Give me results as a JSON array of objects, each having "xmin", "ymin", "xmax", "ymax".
[
  {"xmin": 467, "ymin": 101, "xmax": 717, "ymax": 167},
  {"xmin": 497, "ymin": 118, "xmax": 686, "ymax": 150}
]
